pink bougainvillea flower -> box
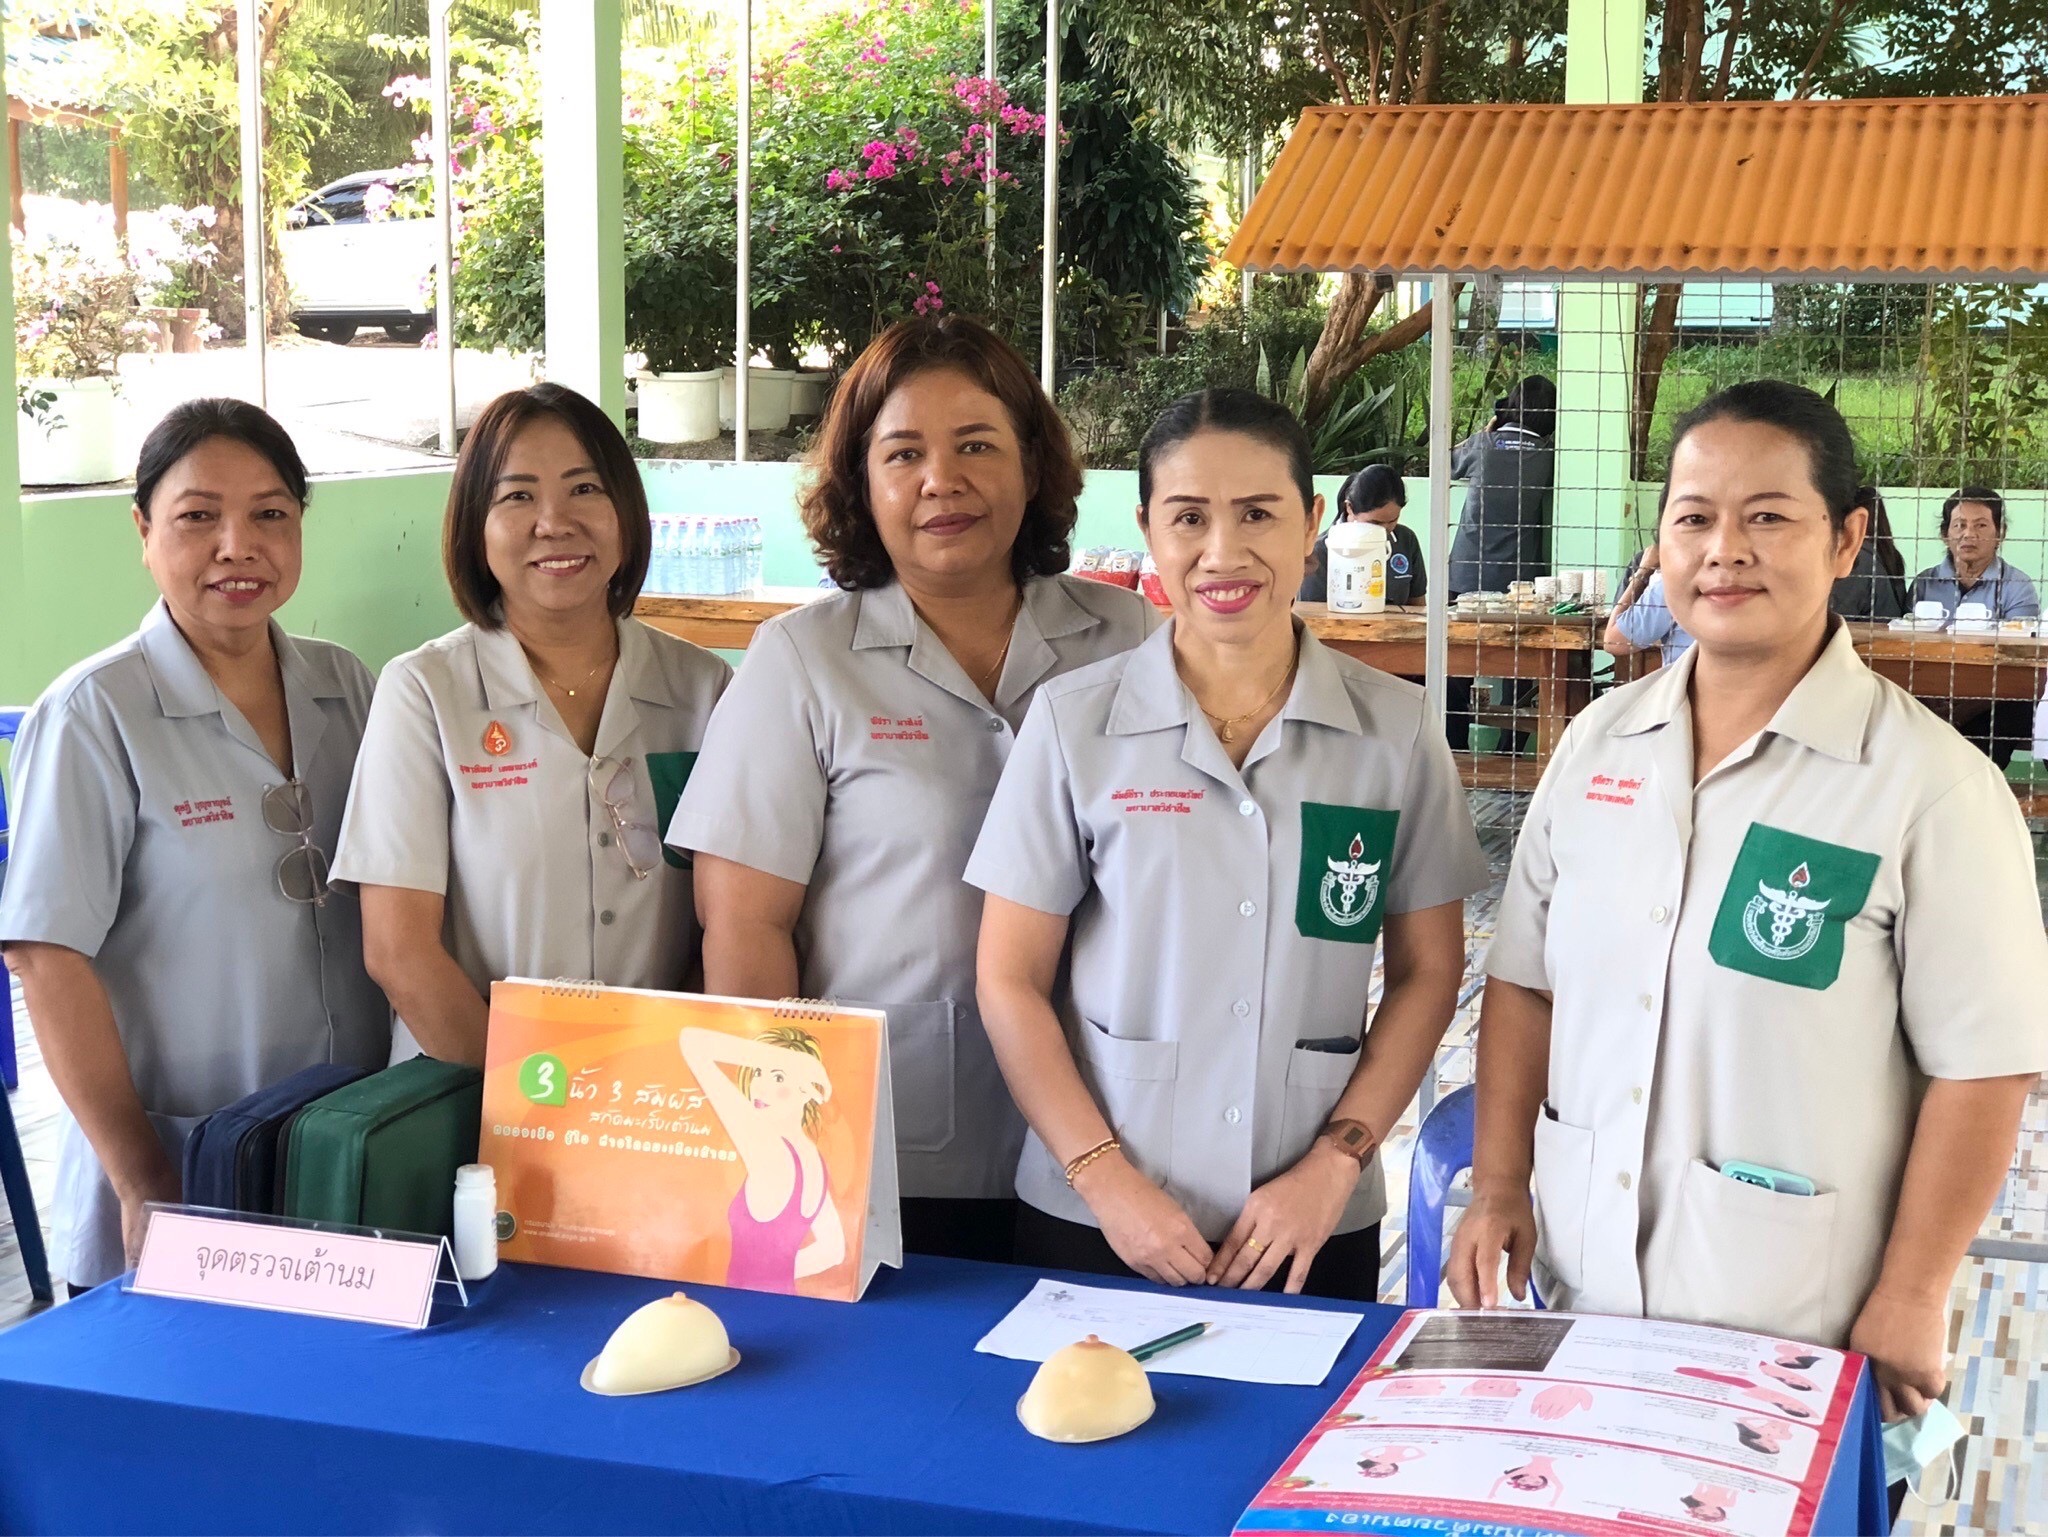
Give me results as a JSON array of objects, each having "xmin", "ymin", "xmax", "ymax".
[{"xmin": 825, "ymin": 168, "xmax": 854, "ymax": 192}]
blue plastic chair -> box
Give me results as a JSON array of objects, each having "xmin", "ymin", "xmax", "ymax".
[
  {"xmin": 0, "ymin": 704, "xmax": 50, "ymax": 1303},
  {"xmin": 0, "ymin": 706, "xmax": 22, "ymax": 1092},
  {"xmin": 1404, "ymin": 1083, "xmax": 1476, "ymax": 1306}
]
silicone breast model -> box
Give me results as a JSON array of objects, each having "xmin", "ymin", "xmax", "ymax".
[
  {"xmin": 582, "ymin": 1292, "xmax": 741, "ymax": 1396},
  {"xmin": 1018, "ymin": 1335, "xmax": 1157, "ymax": 1443}
]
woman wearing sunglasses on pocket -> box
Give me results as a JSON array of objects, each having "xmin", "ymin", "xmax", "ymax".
[
  {"xmin": 333, "ymin": 385, "xmax": 729, "ymax": 1065},
  {"xmin": 1448, "ymin": 382, "xmax": 2048, "ymax": 1442},
  {"xmin": 0, "ymin": 400, "xmax": 390, "ymax": 1290}
]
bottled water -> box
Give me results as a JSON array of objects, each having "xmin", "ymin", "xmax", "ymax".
[
  {"xmin": 746, "ymin": 516, "xmax": 763, "ymax": 589},
  {"xmin": 720, "ymin": 519, "xmax": 742, "ymax": 595},
  {"xmin": 653, "ymin": 516, "xmax": 677, "ymax": 594},
  {"xmin": 680, "ymin": 516, "xmax": 706, "ymax": 594}
]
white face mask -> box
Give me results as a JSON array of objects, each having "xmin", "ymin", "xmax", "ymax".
[{"xmin": 1881, "ymin": 1398, "xmax": 1964, "ymax": 1494}]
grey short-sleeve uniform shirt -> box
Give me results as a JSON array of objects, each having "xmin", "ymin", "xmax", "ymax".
[
  {"xmin": 964, "ymin": 621, "xmax": 1489, "ymax": 1241},
  {"xmin": 0, "ymin": 600, "xmax": 390, "ymax": 1285},
  {"xmin": 333, "ymin": 616, "xmax": 730, "ymax": 1055},
  {"xmin": 668, "ymin": 575, "xmax": 1154, "ymax": 1200},
  {"xmin": 1488, "ymin": 626, "xmax": 2048, "ymax": 1346}
]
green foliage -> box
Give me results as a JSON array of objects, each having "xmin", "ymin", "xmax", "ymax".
[
  {"xmin": 13, "ymin": 234, "xmax": 148, "ymax": 381},
  {"xmin": 1915, "ymin": 288, "xmax": 2048, "ymax": 489}
]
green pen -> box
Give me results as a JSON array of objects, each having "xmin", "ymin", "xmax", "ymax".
[{"xmin": 1130, "ymin": 1322, "xmax": 1210, "ymax": 1363}]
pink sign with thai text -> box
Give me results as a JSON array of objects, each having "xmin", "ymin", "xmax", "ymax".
[{"xmin": 132, "ymin": 1210, "xmax": 443, "ymax": 1328}]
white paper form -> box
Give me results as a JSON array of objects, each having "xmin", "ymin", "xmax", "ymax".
[{"xmin": 975, "ymin": 1278, "xmax": 1363, "ymax": 1386}]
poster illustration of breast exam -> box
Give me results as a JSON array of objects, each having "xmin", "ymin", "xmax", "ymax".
[{"xmin": 480, "ymin": 979, "xmax": 899, "ymax": 1301}]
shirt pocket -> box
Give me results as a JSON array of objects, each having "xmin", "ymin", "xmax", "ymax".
[
  {"xmin": 644, "ymin": 752, "xmax": 699, "ymax": 871},
  {"xmin": 1072, "ymin": 1019, "xmax": 1179, "ymax": 1186},
  {"xmin": 1648, "ymin": 1158, "xmax": 1839, "ymax": 1343},
  {"xmin": 1279, "ymin": 1040, "xmax": 1361, "ymax": 1162},
  {"xmin": 1531, "ymin": 1104, "xmax": 1596, "ymax": 1294},
  {"xmin": 882, "ymin": 999, "xmax": 958, "ymax": 1155}
]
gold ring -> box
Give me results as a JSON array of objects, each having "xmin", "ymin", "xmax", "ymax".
[{"xmin": 1244, "ymin": 1238, "xmax": 1268, "ymax": 1253}]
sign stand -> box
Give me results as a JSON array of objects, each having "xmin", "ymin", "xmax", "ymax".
[{"xmin": 123, "ymin": 1204, "xmax": 471, "ymax": 1329}]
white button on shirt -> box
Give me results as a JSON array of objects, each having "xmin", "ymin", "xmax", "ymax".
[
  {"xmin": 965, "ymin": 621, "xmax": 1489, "ymax": 1241},
  {"xmin": 334, "ymin": 616, "xmax": 730, "ymax": 1055},
  {"xmin": 1489, "ymin": 625, "xmax": 2048, "ymax": 1345},
  {"xmin": 669, "ymin": 575, "xmax": 1154, "ymax": 1200},
  {"xmin": 0, "ymin": 601, "xmax": 391, "ymax": 1285}
]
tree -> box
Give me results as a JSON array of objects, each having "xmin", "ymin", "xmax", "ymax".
[{"xmin": 1085, "ymin": 0, "xmax": 1567, "ymax": 421}]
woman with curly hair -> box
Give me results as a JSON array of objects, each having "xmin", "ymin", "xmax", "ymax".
[{"xmin": 669, "ymin": 315, "xmax": 1152, "ymax": 1263}]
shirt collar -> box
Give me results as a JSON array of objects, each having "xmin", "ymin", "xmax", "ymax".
[
  {"xmin": 1606, "ymin": 621, "xmax": 1874, "ymax": 764},
  {"xmin": 138, "ymin": 598, "xmax": 344, "ymax": 718},
  {"xmin": 472, "ymin": 614, "xmax": 669, "ymax": 709},
  {"xmin": 851, "ymin": 582, "xmax": 918, "ymax": 651},
  {"xmin": 1106, "ymin": 619, "xmax": 1360, "ymax": 737},
  {"xmin": 1939, "ymin": 553, "xmax": 2009, "ymax": 591}
]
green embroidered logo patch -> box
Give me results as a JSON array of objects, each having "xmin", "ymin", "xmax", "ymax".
[
  {"xmin": 1296, "ymin": 803, "xmax": 1401, "ymax": 944},
  {"xmin": 645, "ymin": 751, "xmax": 699, "ymax": 870},
  {"xmin": 1707, "ymin": 822, "xmax": 1881, "ymax": 991}
]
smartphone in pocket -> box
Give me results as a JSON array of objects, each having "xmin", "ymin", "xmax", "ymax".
[{"xmin": 1719, "ymin": 1160, "xmax": 1816, "ymax": 1197}]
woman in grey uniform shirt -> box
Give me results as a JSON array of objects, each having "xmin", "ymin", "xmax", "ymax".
[
  {"xmin": 671, "ymin": 316, "xmax": 1152, "ymax": 1263},
  {"xmin": 0, "ymin": 401, "xmax": 389, "ymax": 1289}
]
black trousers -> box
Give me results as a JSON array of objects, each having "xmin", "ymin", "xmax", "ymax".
[
  {"xmin": 1014, "ymin": 1202, "xmax": 1382, "ymax": 1303},
  {"xmin": 1954, "ymin": 698, "xmax": 2034, "ymax": 770},
  {"xmin": 901, "ymin": 1196, "xmax": 1018, "ymax": 1265}
]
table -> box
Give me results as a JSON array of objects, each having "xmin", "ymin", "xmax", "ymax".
[
  {"xmin": 0, "ymin": 1258, "xmax": 1887, "ymax": 1536},
  {"xmin": 1847, "ymin": 621, "xmax": 2048, "ymax": 701},
  {"xmin": 635, "ymin": 594, "xmax": 1604, "ymax": 793}
]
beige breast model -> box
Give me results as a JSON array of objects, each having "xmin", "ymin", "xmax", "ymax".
[
  {"xmin": 1017, "ymin": 1334, "xmax": 1157, "ymax": 1443},
  {"xmin": 581, "ymin": 1291, "xmax": 741, "ymax": 1396}
]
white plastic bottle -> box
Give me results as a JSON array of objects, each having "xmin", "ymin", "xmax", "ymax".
[
  {"xmin": 1327, "ymin": 521, "xmax": 1390, "ymax": 614},
  {"xmin": 654, "ymin": 516, "xmax": 678, "ymax": 594},
  {"xmin": 679, "ymin": 517, "xmax": 705, "ymax": 594},
  {"xmin": 452, "ymin": 1163, "xmax": 499, "ymax": 1281},
  {"xmin": 746, "ymin": 516, "xmax": 763, "ymax": 590}
]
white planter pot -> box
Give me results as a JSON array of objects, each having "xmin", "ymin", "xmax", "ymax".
[
  {"xmin": 719, "ymin": 367, "xmax": 795, "ymax": 433},
  {"xmin": 787, "ymin": 370, "xmax": 832, "ymax": 423},
  {"xmin": 636, "ymin": 370, "xmax": 722, "ymax": 444},
  {"xmin": 18, "ymin": 376, "xmax": 120, "ymax": 486}
]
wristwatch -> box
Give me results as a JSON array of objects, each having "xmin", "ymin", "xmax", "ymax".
[{"xmin": 1320, "ymin": 1117, "xmax": 1378, "ymax": 1168}]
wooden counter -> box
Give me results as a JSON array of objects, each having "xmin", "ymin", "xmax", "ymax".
[{"xmin": 635, "ymin": 594, "xmax": 2048, "ymax": 796}]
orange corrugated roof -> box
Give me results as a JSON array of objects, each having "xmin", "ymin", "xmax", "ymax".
[{"xmin": 1224, "ymin": 96, "xmax": 2048, "ymax": 283}]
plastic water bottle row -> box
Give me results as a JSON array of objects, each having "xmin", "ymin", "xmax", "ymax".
[{"xmin": 648, "ymin": 516, "xmax": 764, "ymax": 596}]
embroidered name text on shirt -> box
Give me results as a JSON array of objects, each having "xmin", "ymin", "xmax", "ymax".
[
  {"xmin": 173, "ymin": 796, "xmax": 236, "ymax": 828},
  {"xmin": 1586, "ymin": 772, "xmax": 1642, "ymax": 806},
  {"xmin": 461, "ymin": 757, "xmax": 537, "ymax": 791},
  {"xmin": 1110, "ymin": 786, "xmax": 1206, "ymax": 814},
  {"xmin": 868, "ymin": 715, "xmax": 930, "ymax": 742}
]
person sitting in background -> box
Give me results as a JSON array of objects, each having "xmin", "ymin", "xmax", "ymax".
[
  {"xmin": 1911, "ymin": 488, "xmax": 2039, "ymax": 619},
  {"xmin": 1907, "ymin": 488, "xmax": 2038, "ymax": 768},
  {"xmin": 1602, "ymin": 540, "xmax": 1694, "ymax": 666},
  {"xmin": 1830, "ymin": 488, "xmax": 1908, "ymax": 621},
  {"xmin": 1300, "ymin": 465, "xmax": 1427, "ymax": 606}
]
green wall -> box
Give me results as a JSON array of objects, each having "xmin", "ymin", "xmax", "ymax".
[{"xmin": 4, "ymin": 468, "xmax": 459, "ymax": 705}]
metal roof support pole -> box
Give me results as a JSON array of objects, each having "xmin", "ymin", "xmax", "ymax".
[
  {"xmin": 540, "ymin": 0, "xmax": 625, "ymax": 424},
  {"xmin": 1426, "ymin": 273, "xmax": 1453, "ymax": 724},
  {"xmin": 235, "ymin": 0, "xmax": 266, "ymax": 406},
  {"xmin": 734, "ymin": 0, "xmax": 752, "ymax": 461},
  {"xmin": 430, "ymin": 0, "xmax": 457, "ymax": 455},
  {"xmin": 984, "ymin": 0, "xmax": 997, "ymax": 276},
  {"xmin": 1038, "ymin": 0, "xmax": 1058, "ymax": 394}
]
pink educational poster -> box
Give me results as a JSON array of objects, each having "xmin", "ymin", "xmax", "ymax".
[{"xmin": 1236, "ymin": 1310, "xmax": 1861, "ymax": 1537}]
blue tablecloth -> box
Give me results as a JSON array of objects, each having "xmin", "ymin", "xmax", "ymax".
[{"xmin": 0, "ymin": 1258, "xmax": 1889, "ymax": 1535}]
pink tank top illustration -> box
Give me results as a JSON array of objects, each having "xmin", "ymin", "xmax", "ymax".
[{"xmin": 725, "ymin": 1139, "xmax": 825, "ymax": 1294}]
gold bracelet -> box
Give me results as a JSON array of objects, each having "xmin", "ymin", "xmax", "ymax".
[{"xmin": 1063, "ymin": 1136, "xmax": 1121, "ymax": 1187}]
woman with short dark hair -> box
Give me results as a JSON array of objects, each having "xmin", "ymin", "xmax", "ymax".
[
  {"xmin": 671, "ymin": 315, "xmax": 1151, "ymax": 1264},
  {"xmin": 334, "ymin": 383, "xmax": 730, "ymax": 1065},
  {"xmin": 0, "ymin": 399, "xmax": 389, "ymax": 1289}
]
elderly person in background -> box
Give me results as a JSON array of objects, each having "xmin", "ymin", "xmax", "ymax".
[
  {"xmin": 1909, "ymin": 488, "xmax": 2039, "ymax": 767},
  {"xmin": 1911, "ymin": 488, "xmax": 2038, "ymax": 619}
]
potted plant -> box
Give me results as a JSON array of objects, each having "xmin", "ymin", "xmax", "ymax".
[
  {"xmin": 135, "ymin": 206, "xmax": 220, "ymax": 354},
  {"xmin": 625, "ymin": 131, "xmax": 739, "ymax": 443},
  {"xmin": 14, "ymin": 236, "xmax": 148, "ymax": 485}
]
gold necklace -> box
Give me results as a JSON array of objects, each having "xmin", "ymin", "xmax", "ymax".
[
  {"xmin": 1199, "ymin": 658, "xmax": 1297, "ymax": 744},
  {"xmin": 531, "ymin": 648, "xmax": 616, "ymax": 700},
  {"xmin": 969, "ymin": 595, "xmax": 1022, "ymax": 693}
]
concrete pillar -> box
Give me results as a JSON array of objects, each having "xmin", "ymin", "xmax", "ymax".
[
  {"xmin": 540, "ymin": 0, "xmax": 626, "ymax": 425},
  {"xmin": 1553, "ymin": 0, "xmax": 1647, "ymax": 575}
]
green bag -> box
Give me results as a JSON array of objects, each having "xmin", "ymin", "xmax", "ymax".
[{"xmin": 283, "ymin": 1057, "xmax": 483, "ymax": 1240}]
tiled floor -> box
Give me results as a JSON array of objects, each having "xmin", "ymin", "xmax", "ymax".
[{"xmin": 0, "ymin": 801, "xmax": 2041, "ymax": 1533}]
